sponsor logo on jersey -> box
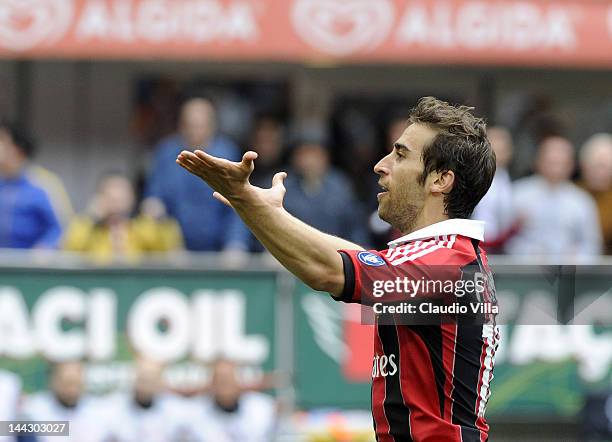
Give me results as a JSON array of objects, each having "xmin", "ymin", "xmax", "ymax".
[{"xmin": 372, "ymin": 353, "xmax": 397, "ymax": 378}]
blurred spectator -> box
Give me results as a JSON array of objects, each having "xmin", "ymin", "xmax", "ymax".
[
  {"xmin": 130, "ymin": 77, "xmax": 179, "ymax": 149},
  {"xmin": 472, "ymin": 126, "xmax": 518, "ymax": 253},
  {"xmin": 336, "ymin": 108, "xmax": 379, "ymax": 205},
  {"xmin": 283, "ymin": 138, "xmax": 369, "ymax": 246},
  {"xmin": 0, "ymin": 120, "xmax": 62, "ymax": 249},
  {"xmin": 21, "ymin": 362, "xmax": 110, "ymax": 442},
  {"xmin": 386, "ymin": 115, "xmax": 409, "ymax": 152},
  {"xmin": 0, "ymin": 119, "xmax": 73, "ymax": 230},
  {"xmin": 578, "ymin": 133, "xmax": 612, "ymax": 254},
  {"xmin": 199, "ymin": 359, "xmax": 276, "ymax": 442},
  {"xmin": 105, "ymin": 358, "xmax": 171, "ymax": 441},
  {"xmin": 63, "ymin": 172, "xmax": 183, "ymax": 263},
  {"xmin": 506, "ymin": 136, "xmax": 602, "ymax": 258},
  {"xmin": 506, "ymin": 93, "xmax": 568, "ymax": 178},
  {"xmin": 249, "ymin": 114, "xmax": 285, "ymax": 188},
  {"xmin": 249, "ymin": 115, "xmax": 286, "ymax": 252},
  {"xmin": 0, "ymin": 370, "xmax": 21, "ymax": 442},
  {"xmin": 145, "ymin": 97, "xmax": 250, "ymax": 253},
  {"xmin": 102, "ymin": 357, "xmax": 226, "ymax": 442}
]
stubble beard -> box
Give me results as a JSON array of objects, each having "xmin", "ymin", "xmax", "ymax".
[{"xmin": 378, "ymin": 193, "xmax": 423, "ymax": 235}]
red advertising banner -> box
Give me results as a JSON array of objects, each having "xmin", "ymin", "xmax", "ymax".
[{"xmin": 1, "ymin": 0, "xmax": 612, "ymax": 67}]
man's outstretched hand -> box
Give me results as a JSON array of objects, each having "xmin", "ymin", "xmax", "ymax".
[
  {"xmin": 176, "ymin": 149, "xmax": 287, "ymax": 210},
  {"xmin": 177, "ymin": 148, "xmax": 351, "ymax": 296}
]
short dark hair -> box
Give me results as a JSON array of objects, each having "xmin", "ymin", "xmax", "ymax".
[
  {"xmin": 0, "ymin": 119, "xmax": 36, "ymax": 158},
  {"xmin": 410, "ymin": 97, "xmax": 496, "ymax": 219}
]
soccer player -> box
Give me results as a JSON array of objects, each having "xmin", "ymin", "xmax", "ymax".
[
  {"xmin": 21, "ymin": 362, "xmax": 109, "ymax": 442},
  {"xmin": 0, "ymin": 369, "xmax": 21, "ymax": 442},
  {"xmin": 177, "ymin": 97, "xmax": 499, "ymax": 442},
  {"xmin": 199, "ymin": 359, "xmax": 276, "ymax": 442}
]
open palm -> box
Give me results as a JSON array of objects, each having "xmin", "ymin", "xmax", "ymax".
[{"xmin": 176, "ymin": 149, "xmax": 287, "ymax": 209}]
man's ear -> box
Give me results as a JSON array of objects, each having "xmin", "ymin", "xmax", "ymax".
[{"xmin": 430, "ymin": 170, "xmax": 455, "ymax": 195}]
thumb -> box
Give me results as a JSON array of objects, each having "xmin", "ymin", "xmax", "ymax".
[
  {"xmin": 241, "ymin": 151, "xmax": 258, "ymax": 172},
  {"xmin": 271, "ymin": 171, "xmax": 287, "ymax": 188},
  {"xmin": 213, "ymin": 192, "xmax": 234, "ymax": 209}
]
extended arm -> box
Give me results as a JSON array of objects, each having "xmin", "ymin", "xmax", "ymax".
[{"xmin": 176, "ymin": 150, "xmax": 364, "ymax": 296}]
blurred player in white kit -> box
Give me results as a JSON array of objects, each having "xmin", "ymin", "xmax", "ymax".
[
  {"xmin": 198, "ymin": 359, "xmax": 276, "ymax": 442},
  {"xmin": 20, "ymin": 361, "xmax": 110, "ymax": 442},
  {"xmin": 0, "ymin": 369, "xmax": 21, "ymax": 442}
]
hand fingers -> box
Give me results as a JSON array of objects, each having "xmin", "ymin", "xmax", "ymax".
[
  {"xmin": 178, "ymin": 150, "xmax": 205, "ymax": 165},
  {"xmin": 177, "ymin": 153, "xmax": 199, "ymax": 168},
  {"xmin": 176, "ymin": 157, "xmax": 197, "ymax": 174},
  {"xmin": 177, "ymin": 151, "xmax": 203, "ymax": 169},
  {"xmin": 212, "ymin": 192, "xmax": 234, "ymax": 208},
  {"xmin": 193, "ymin": 149, "xmax": 227, "ymax": 168},
  {"xmin": 271, "ymin": 171, "xmax": 287, "ymax": 188},
  {"xmin": 176, "ymin": 156, "xmax": 203, "ymax": 176},
  {"xmin": 241, "ymin": 151, "xmax": 258, "ymax": 168},
  {"xmin": 177, "ymin": 151, "xmax": 218, "ymax": 179}
]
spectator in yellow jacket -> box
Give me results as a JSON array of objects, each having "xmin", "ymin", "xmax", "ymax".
[{"xmin": 64, "ymin": 172, "xmax": 183, "ymax": 263}]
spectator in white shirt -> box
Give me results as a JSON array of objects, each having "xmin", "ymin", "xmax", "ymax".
[
  {"xmin": 21, "ymin": 361, "xmax": 111, "ymax": 442},
  {"xmin": 102, "ymin": 358, "xmax": 173, "ymax": 442},
  {"xmin": 505, "ymin": 136, "xmax": 602, "ymax": 258},
  {"xmin": 101, "ymin": 357, "xmax": 228, "ymax": 442},
  {"xmin": 196, "ymin": 359, "xmax": 276, "ymax": 442},
  {"xmin": 0, "ymin": 370, "xmax": 21, "ymax": 442},
  {"xmin": 472, "ymin": 126, "xmax": 517, "ymax": 252}
]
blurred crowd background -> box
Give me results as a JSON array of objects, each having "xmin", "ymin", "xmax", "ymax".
[
  {"xmin": 1, "ymin": 0, "xmax": 612, "ymax": 441},
  {"xmin": 2, "ymin": 88, "xmax": 611, "ymax": 260},
  {"xmin": 1, "ymin": 358, "xmax": 278, "ymax": 442}
]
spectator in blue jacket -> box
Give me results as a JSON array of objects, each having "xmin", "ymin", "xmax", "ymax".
[
  {"xmin": 283, "ymin": 137, "xmax": 370, "ymax": 246},
  {"xmin": 0, "ymin": 120, "xmax": 61, "ymax": 249},
  {"xmin": 144, "ymin": 97, "xmax": 250, "ymax": 253}
]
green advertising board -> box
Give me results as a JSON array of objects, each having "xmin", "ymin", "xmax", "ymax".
[{"xmin": 0, "ymin": 267, "xmax": 278, "ymax": 392}]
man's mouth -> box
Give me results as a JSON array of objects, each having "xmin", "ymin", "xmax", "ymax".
[{"xmin": 377, "ymin": 183, "xmax": 389, "ymax": 199}]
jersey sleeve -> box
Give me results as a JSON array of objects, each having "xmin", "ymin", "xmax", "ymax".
[{"xmin": 333, "ymin": 248, "xmax": 460, "ymax": 306}]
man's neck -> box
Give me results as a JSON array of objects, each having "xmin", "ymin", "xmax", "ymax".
[
  {"xmin": 542, "ymin": 177, "xmax": 566, "ymax": 189},
  {"xmin": 402, "ymin": 207, "xmax": 448, "ymax": 236}
]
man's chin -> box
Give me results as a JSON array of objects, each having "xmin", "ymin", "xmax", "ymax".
[{"xmin": 377, "ymin": 206, "xmax": 389, "ymax": 225}]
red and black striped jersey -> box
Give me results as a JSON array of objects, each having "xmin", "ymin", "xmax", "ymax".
[{"xmin": 334, "ymin": 219, "xmax": 499, "ymax": 442}]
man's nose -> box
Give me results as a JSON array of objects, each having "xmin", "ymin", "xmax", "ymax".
[{"xmin": 374, "ymin": 153, "xmax": 391, "ymax": 176}]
